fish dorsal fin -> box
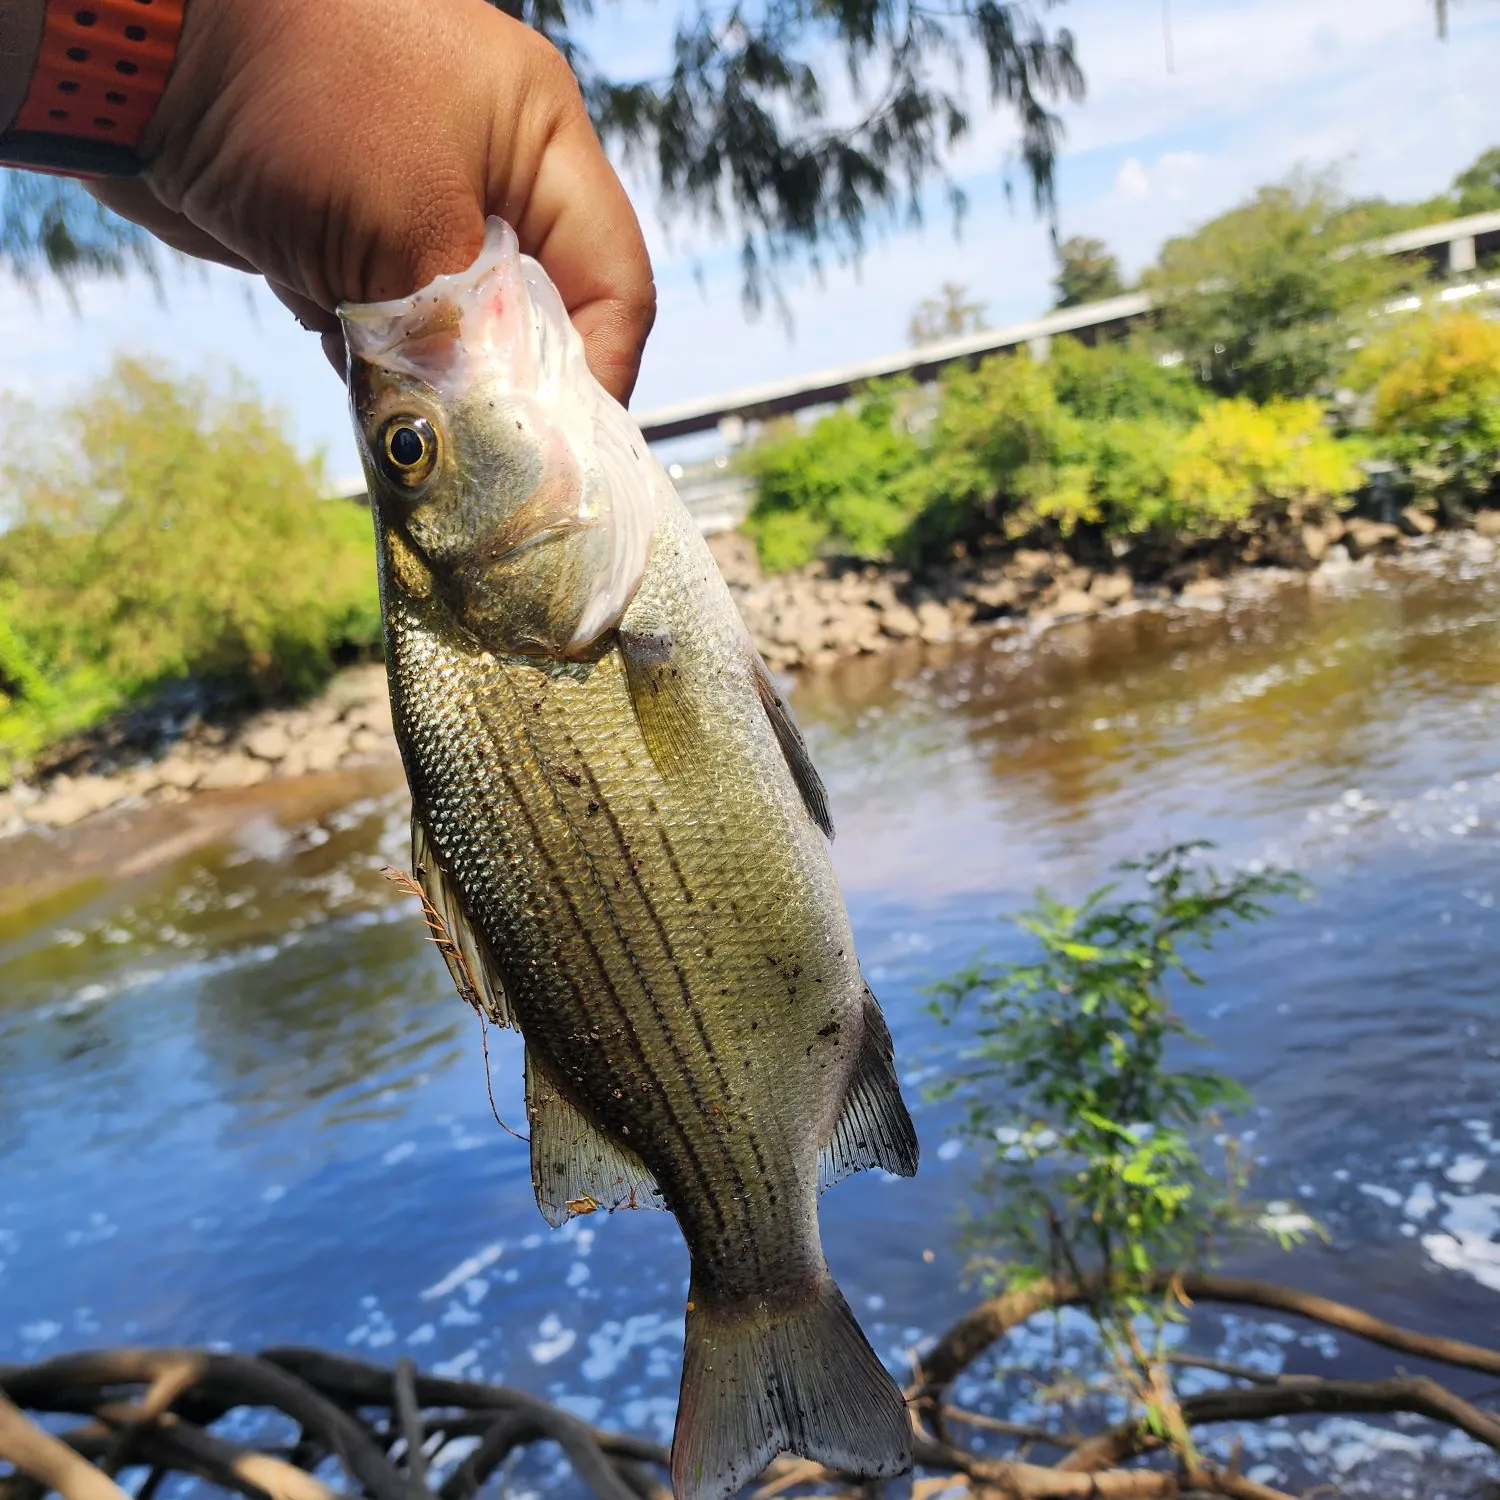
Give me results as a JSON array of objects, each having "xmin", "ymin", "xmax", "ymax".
[
  {"xmin": 412, "ymin": 814, "xmax": 514, "ymax": 1028},
  {"xmin": 524, "ymin": 1048, "xmax": 666, "ymax": 1226},
  {"xmin": 750, "ymin": 654, "xmax": 834, "ymax": 839},
  {"xmin": 818, "ymin": 993, "xmax": 918, "ymax": 1192},
  {"xmin": 620, "ymin": 627, "xmax": 699, "ymax": 782}
]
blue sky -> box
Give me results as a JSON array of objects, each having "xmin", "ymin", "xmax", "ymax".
[{"xmin": 1, "ymin": 0, "xmax": 1496, "ymax": 488}]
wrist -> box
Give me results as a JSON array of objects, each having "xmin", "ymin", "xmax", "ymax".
[{"xmin": 0, "ymin": 0, "xmax": 188, "ymax": 177}]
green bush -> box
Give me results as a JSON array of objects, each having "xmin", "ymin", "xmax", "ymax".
[
  {"xmin": 1350, "ymin": 310, "xmax": 1500, "ymax": 510},
  {"xmin": 1163, "ymin": 397, "xmax": 1363, "ymax": 534},
  {"xmin": 0, "ymin": 358, "xmax": 380, "ymax": 773},
  {"xmin": 1047, "ymin": 336, "xmax": 1206, "ymax": 424},
  {"xmin": 743, "ymin": 385, "xmax": 923, "ymax": 571},
  {"xmin": 1146, "ymin": 171, "xmax": 1408, "ymax": 403}
]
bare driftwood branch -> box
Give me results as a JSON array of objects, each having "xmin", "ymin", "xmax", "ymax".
[
  {"xmin": 0, "ymin": 1305, "xmax": 1491, "ymax": 1500},
  {"xmin": 911, "ymin": 1269, "xmax": 1500, "ymax": 1416},
  {"xmin": 0, "ymin": 1389, "xmax": 130, "ymax": 1500},
  {"xmin": 1060, "ymin": 1373, "xmax": 1500, "ymax": 1473}
]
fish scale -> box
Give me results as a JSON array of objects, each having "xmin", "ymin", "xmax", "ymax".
[{"xmin": 341, "ymin": 216, "xmax": 919, "ymax": 1500}]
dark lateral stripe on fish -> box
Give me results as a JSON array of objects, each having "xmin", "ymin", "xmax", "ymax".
[
  {"xmin": 648, "ymin": 817, "xmax": 774, "ymax": 1190},
  {"xmin": 569, "ymin": 742, "xmax": 775, "ymax": 1205},
  {"xmin": 488, "ymin": 665, "xmax": 732, "ymax": 1240},
  {"xmin": 552, "ymin": 721, "xmax": 767, "ymax": 1251}
]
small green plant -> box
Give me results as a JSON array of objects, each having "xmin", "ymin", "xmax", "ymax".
[{"xmin": 930, "ymin": 843, "xmax": 1310, "ymax": 1454}]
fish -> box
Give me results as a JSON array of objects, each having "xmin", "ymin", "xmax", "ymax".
[{"xmin": 338, "ymin": 218, "xmax": 918, "ymax": 1500}]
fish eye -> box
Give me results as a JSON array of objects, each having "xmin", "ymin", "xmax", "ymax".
[{"xmin": 378, "ymin": 415, "xmax": 438, "ymax": 488}]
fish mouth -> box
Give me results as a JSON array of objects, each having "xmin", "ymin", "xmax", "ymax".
[{"xmin": 337, "ymin": 218, "xmax": 525, "ymax": 399}]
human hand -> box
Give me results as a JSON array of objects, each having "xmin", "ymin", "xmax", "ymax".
[{"xmin": 87, "ymin": 0, "xmax": 655, "ymax": 402}]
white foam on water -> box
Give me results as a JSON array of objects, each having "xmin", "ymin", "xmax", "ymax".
[
  {"xmin": 421, "ymin": 1241, "xmax": 505, "ymax": 1300},
  {"xmin": 1446, "ymin": 1154, "xmax": 1487, "ymax": 1185},
  {"xmin": 1422, "ymin": 1192, "xmax": 1500, "ymax": 1291},
  {"xmin": 581, "ymin": 1312, "xmax": 681, "ymax": 1383},
  {"xmin": 529, "ymin": 1313, "xmax": 577, "ymax": 1365},
  {"xmin": 1358, "ymin": 1182, "xmax": 1402, "ymax": 1208}
]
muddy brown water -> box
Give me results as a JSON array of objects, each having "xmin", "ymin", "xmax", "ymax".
[{"xmin": 4, "ymin": 542, "xmax": 1500, "ymax": 1495}]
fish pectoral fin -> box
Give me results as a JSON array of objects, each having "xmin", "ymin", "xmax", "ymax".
[
  {"xmin": 750, "ymin": 652, "xmax": 834, "ymax": 839},
  {"xmin": 818, "ymin": 993, "xmax": 919, "ymax": 1192},
  {"xmin": 524, "ymin": 1048, "xmax": 665, "ymax": 1227},
  {"xmin": 672, "ymin": 1271, "xmax": 912, "ymax": 1500},
  {"xmin": 412, "ymin": 814, "xmax": 515, "ymax": 1028},
  {"xmin": 620, "ymin": 627, "xmax": 699, "ymax": 782}
]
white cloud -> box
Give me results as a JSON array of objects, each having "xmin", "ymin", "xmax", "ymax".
[{"xmin": 1115, "ymin": 157, "xmax": 1151, "ymax": 201}]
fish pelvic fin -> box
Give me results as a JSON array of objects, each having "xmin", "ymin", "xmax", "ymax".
[
  {"xmin": 524, "ymin": 1048, "xmax": 666, "ymax": 1226},
  {"xmin": 819, "ymin": 992, "xmax": 919, "ymax": 1192},
  {"xmin": 671, "ymin": 1271, "xmax": 912, "ymax": 1500},
  {"xmin": 749, "ymin": 653, "xmax": 833, "ymax": 839},
  {"xmin": 412, "ymin": 814, "xmax": 514, "ymax": 1028}
]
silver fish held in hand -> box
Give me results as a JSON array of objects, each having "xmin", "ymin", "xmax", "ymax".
[{"xmin": 338, "ymin": 219, "xmax": 918, "ymax": 1500}]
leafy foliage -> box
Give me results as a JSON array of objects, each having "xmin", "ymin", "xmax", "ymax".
[
  {"xmin": 908, "ymin": 282, "xmax": 988, "ymax": 346},
  {"xmin": 742, "ymin": 338, "xmax": 1360, "ymax": 568},
  {"xmin": 1162, "ymin": 397, "xmax": 1362, "ymax": 533},
  {"xmin": 1351, "ymin": 310, "xmax": 1500, "ymax": 512},
  {"xmin": 582, "ymin": 0, "xmax": 1083, "ymax": 309},
  {"xmin": 1051, "ymin": 233, "xmax": 1123, "ymax": 308},
  {"xmin": 1146, "ymin": 171, "xmax": 1409, "ymax": 402},
  {"xmin": 0, "ymin": 360, "xmax": 381, "ymax": 774},
  {"xmin": 0, "ymin": 1, "xmax": 1085, "ymax": 306},
  {"xmin": 744, "ymin": 384, "xmax": 923, "ymax": 569},
  {"xmin": 0, "ymin": 171, "xmax": 156, "ymax": 290},
  {"xmin": 1452, "ymin": 146, "xmax": 1500, "ymax": 216},
  {"xmin": 929, "ymin": 844, "xmax": 1309, "ymax": 1451}
]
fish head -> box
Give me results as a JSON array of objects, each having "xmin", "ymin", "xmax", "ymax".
[{"xmin": 339, "ymin": 218, "xmax": 654, "ymax": 660}]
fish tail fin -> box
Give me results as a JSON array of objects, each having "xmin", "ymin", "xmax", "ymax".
[{"xmin": 671, "ymin": 1271, "xmax": 912, "ymax": 1500}]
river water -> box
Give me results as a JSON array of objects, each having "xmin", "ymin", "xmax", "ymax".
[{"xmin": 4, "ymin": 541, "xmax": 1500, "ymax": 1497}]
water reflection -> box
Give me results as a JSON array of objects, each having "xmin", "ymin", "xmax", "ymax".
[{"xmin": 2, "ymin": 547, "xmax": 1499, "ymax": 1496}]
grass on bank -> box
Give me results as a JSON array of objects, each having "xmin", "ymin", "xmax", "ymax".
[{"xmin": 0, "ymin": 358, "xmax": 380, "ymax": 779}]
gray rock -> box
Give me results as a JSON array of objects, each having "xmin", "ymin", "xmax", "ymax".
[
  {"xmin": 1301, "ymin": 522, "xmax": 1331, "ymax": 563},
  {"xmin": 1474, "ymin": 510, "xmax": 1500, "ymax": 539},
  {"xmin": 156, "ymin": 755, "xmax": 203, "ymax": 790},
  {"xmin": 880, "ymin": 603, "xmax": 922, "ymax": 639},
  {"xmin": 1400, "ymin": 505, "xmax": 1437, "ymax": 537},
  {"xmin": 1051, "ymin": 587, "xmax": 1099, "ymax": 618},
  {"xmin": 302, "ymin": 727, "xmax": 350, "ymax": 774},
  {"xmin": 916, "ymin": 599, "xmax": 954, "ymax": 643},
  {"xmin": 197, "ymin": 753, "xmax": 271, "ymax": 791},
  {"xmin": 1089, "ymin": 571, "xmax": 1134, "ymax": 605},
  {"xmin": 1343, "ymin": 517, "xmax": 1401, "ymax": 558},
  {"xmin": 32, "ymin": 775, "xmax": 123, "ymax": 827},
  {"xmin": 243, "ymin": 723, "xmax": 292, "ymax": 761}
]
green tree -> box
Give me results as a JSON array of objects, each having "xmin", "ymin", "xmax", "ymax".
[
  {"xmin": 1051, "ymin": 233, "xmax": 1123, "ymax": 308},
  {"xmin": 1146, "ymin": 171, "xmax": 1408, "ymax": 402},
  {"xmin": 0, "ymin": 359, "xmax": 380, "ymax": 773},
  {"xmin": 2, "ymin": 0, "xmax": 1084, "ymax": 306},
  {"xmin": 908, "ymin": 282, "xmax": 988, "ymax": 347},
  {"xmin": 1452, "ymin": 145, "xmax": 1500, "ymax": 215}
]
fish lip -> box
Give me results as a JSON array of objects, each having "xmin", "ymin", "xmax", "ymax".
[{"xmin": 335, "ymin": 217, "xmax": 516, "ymax": 354}]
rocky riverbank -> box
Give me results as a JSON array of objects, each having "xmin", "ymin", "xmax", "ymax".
[
  {"xmin": 711, "ymin": 507, "xmax": 1500, "ymax": 672},
  {"xmin": 0, "ymin": 664, "xmax": 398, "ymax": 838},
  {"xmin": 3, "ymin": 509, "xmax": 1496, "ymax": 842}
]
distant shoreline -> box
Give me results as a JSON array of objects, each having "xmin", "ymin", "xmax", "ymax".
[{"xmin": 2, "ymin": 518, "xmax": 1495, "ymax": 869}]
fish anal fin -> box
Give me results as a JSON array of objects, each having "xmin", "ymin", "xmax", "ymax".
[
  {"xmin": 620, "ymin": 628, "xmax": 699, "ymax": 782},
  {"xmin": 524, "ymin": 1049, "xmax": 665, "ymax": 1227},
  {"xmin": 749, "ymin": 654, "xmax": 833, "ymax": 839},
  {"xmin": 818, "ymin": 994, "xmax": 918, "ymax": 1192},
  {"xmin": 672, "ymin": 1271, "xmax": 912, "ymax": 1500},
  {"xmin": 412, "ymin": 815, "xmax": 514, "ymax": 1028}
]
